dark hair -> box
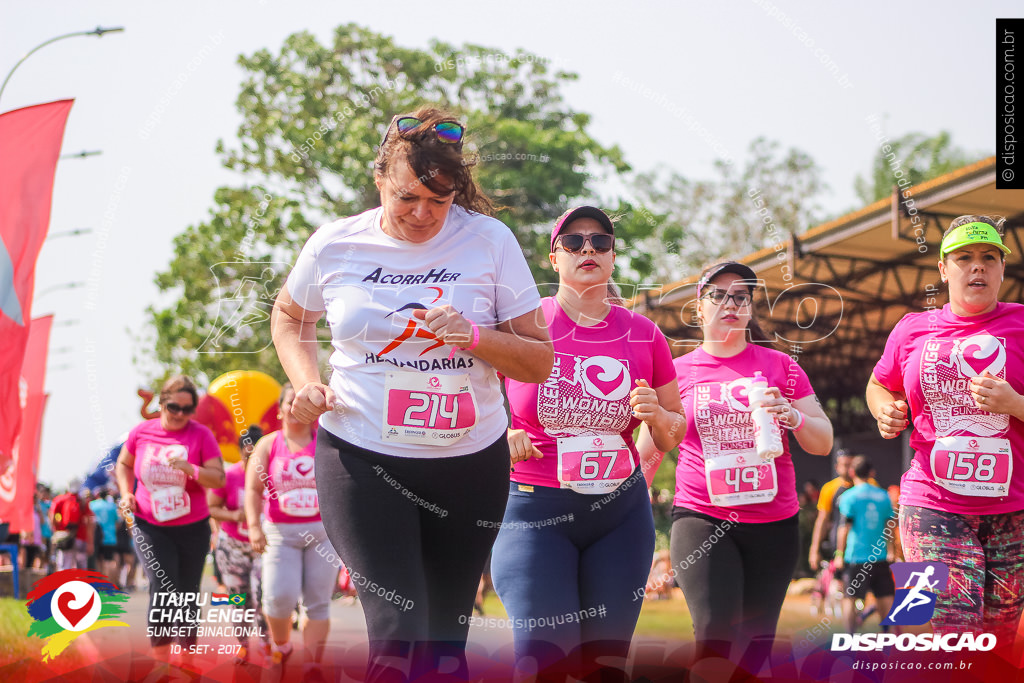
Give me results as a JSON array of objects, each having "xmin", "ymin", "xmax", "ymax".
[
  {"xmin": 159, "ymin": 375, "xmax": 198, "ymax": 408},
  {"xmin": 374, "ymin": 107, "xmax": 494, "ymax": 216},
  {"xmin": 239, "ymin": 424, "xmax": 263, "ymax": 451},
  {"xmin": 941, "ymin": 215, "xmax": 1006, "ymax": 262},
  {"xmin": 697, "ymin": 270, "xmax": 775, "ymax": 348},
  {"xmin": 850, "ymin": 455, "xmax": 873, "ymax": 481},
  {"xmin": 279, "ymin": 382, "xmax": 294, "ymax": 406}
]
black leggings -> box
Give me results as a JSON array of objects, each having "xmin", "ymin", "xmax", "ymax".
[
  {"xmin": 315, "ymin": 428, "xmax": 510, "ymax": 682},
  {"xmin": 670, "ymin": 509, "xmax": 798, "ymax": 671},
  {"xmin": 132, "ymin": 516, "xmax": 212, "ymax": 647}
]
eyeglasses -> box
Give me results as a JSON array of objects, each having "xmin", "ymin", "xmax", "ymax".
[
  {"xmin": 163, "ymin": 402, "xmax": 196, "ymax": 416},
  {"xmin": 380, "ymin": 115, "xmax": 465, "ymax": 149},
  {"xmin": 555, "ymin": 233, "xmax": 615, "ymax": 254},
  {"xmin": 701, "ymin": 289, "xmax": 752, "ymax": 306}
]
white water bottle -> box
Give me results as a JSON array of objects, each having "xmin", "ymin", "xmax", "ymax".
[{"xmin": 749, "ymin": 372, "xmax": 783, "ymax": 460}]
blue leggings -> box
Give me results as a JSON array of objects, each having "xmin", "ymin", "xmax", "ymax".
[{"xmin": 490, "ymin": 468, "xmax": 654, "ymax": 675}]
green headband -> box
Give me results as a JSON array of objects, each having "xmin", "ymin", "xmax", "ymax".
[{"xmin": 939, "ymin": 222, "xmax": 1011, "ymax": 257}]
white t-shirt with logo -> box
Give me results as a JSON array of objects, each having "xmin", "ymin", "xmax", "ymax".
[{"xmin": 286, "ymin": 205, "xmax": 541, "ymax": 458}]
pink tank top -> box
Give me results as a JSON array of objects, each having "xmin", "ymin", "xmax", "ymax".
[{"xmin": 263, "ymin": 431, "xmax": 320, "ymax": 523}]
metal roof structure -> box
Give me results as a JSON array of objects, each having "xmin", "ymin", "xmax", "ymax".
[{"xmin": 634, "ymin": 157, "xmax": 1024, "ymax": 437}]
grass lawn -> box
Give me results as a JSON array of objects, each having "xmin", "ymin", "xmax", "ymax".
[
  {"xmin": 0, "ymin": 597, "xmax": 89, "ymax": 672},
  {"xmin": 0, "ymin": 597, "xmax": 35, "ymax": 662}
]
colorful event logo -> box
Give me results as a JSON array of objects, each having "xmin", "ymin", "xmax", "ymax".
[
  {"xmin": 882, "ymin": 561, "xmax": 949, "ymax": 626},
  {"xmin": 26, "ymin": 569, "xmax": 129, "ymax": 661}
]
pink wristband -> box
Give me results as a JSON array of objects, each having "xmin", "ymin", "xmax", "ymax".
[
  {"xmin": 448, "ymin": 321, "xmax": 480, "ymax": 359},
  {"xmin": 465, "ymin": 321, "xmax": 480, "ymax": 351}
]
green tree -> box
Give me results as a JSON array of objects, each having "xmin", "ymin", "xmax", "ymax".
[
  {"xmin": 854, "ymin": 130, "xmax": 980, "ymax": 204},
  {"xmin": 147, "ymin": 25, "xmax": 628, "ymax": 383},
  {"xmin": 619, "ymin": 137, "xmax": 826, "ymax": 289}
]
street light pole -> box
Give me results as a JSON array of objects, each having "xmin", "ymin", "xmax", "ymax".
[
  {"xmin": 34, "ymin": 281, "xmax": 85, "ymax": 300},
  {"xmin": 46, "ymin": 228, "xmax": 93, "ymax": 240},
  {"xmin": 0, "ymin": 26, "xmax": 125, "ymax": 105}
]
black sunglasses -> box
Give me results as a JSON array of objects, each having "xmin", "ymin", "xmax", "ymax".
[
  {"xmin": 379, "ymin": 115, "xmax": 465, "ymax": 149},
  {"xmin": 702, "ymin": 289, "xmax": 753, "ymax": 306},
  {"xmin": 164, "ymin": 402, "xmax": 196, "ymax": 415},
  {"xmin": 555, "ymin": 233, "xmax": 615, "ymax": 254}
]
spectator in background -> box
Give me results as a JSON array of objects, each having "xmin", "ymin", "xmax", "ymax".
[
  {"xmin": 90, "ymin": 488, "xmax": 120, "ymax": 583},
  {"xmin": 802, "ymin": 479, "xmax": 820, "ymax": 505},
  {"xmin": 114, "ymin": 494, "xmax": 139, "ymax": 591},
  {"xmin": 20, "ymin": 490, "xmax": 45, "ymax": 571},
  {"xmin": 37, "ymin": 485, "xmax": 53, "ymax": 571}
]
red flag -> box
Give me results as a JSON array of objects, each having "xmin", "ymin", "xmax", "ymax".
[
  {"xmin": 0, "ymin": 315, "xmax": 53, "ymax": 533},
  {"xmin": 0, "ymin": 99, "xmax": 73, "ymax": 469}
]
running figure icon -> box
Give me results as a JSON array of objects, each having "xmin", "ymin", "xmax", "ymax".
[{"xmin": 887, "ymin": 565, "xmax": 938, "ymax": 620}]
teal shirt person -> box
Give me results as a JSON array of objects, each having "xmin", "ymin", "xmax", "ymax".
[
  {"xmin": 837, "ymin": 482, "xmax": 893, "ymax": 564},
  {"xmin": 89, "ymin": 496, "xmax": 119, "ymax": 548}
]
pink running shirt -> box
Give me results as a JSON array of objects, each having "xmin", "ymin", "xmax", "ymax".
[
  {"xmin": 210, "ymin": 462, "xmax": 249, "ymax": 542},
  {"xmin": 873, "ymin": 303, "xmax": 1024, "ymax": 515},
  {"xmin": 128, "ymin": 419, "xmax": 222, "ymax": 526},
  {"xmin": 263, "ymin": 431, "xmax": 320, "ymax": 523},
  {"xmin": 505, "ymin": 298, "xmax": 676, "ymax": 489},
  {"xmin": 673, "ymin": 344, "xmax": 813, "ymax": 523}
]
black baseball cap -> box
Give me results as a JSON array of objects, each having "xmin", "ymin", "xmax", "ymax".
[{"xmin": 697, "ymin": 262, "xmax": 758, "ymax": 294}]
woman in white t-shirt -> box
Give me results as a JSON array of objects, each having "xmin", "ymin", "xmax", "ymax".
[{"xmin": 273, "ymin": 107, "xmax": 552, "ymax": 682}]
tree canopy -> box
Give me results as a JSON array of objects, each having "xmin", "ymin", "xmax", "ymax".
[
  {"xmin": 148, "ymin": 25, "xmax": 628, "ymax": 384},
  {"xmin": 854, "ymin": 130, "xmax": 980, "ymax": 204}
]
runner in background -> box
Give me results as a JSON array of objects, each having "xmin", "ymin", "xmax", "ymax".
[
  {"xmin": 49, "ymin": 487, "xmax": 91, "ymax": 570},
  {"xmin": 641, "ymin": 262, "xmax": 833, "ymax": 676},
  {"xmin": 867, "ymin": 215, "xmax": 1024, "ymax": 647},
  {"xmin": 273, "ymin": 107, "xmax": 551, "ymax": 682},
  {"xmin": 245, "ymin": 387, "xmax": 331, "ymax": 683},
  {"xmin": 89, "ymin": 487, "xmax": 120, "ymax": 583},
  {"xmin": 492, "ymin": 206, "xmax": 684, "ymax": 679},
  {"xmin": 808, "ymin": 450, "xmax": 852, "ymax": 570},
  {"xmin": 115, "ymin": 374, "xmax": 225, "ymax": 669},
  {"xmin": 834, "ymin": 456, "xmax": 896, "ymax": 633},
  {"xmin": 209, "ymin": 425, "xmax": 269, "ymax": 665}
]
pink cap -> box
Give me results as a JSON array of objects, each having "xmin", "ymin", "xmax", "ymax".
[{"xmin": 550, "ymin": 206, "xmax": 614, "ymax": 252}]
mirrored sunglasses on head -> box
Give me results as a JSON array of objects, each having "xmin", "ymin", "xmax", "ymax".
[{"xmin": 380, "ymin": 115, "xmax": 465, "ymax": 148}]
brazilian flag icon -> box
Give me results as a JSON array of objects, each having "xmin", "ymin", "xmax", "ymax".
[{"xmin": 229, "ymin": 594, "xmax": 246, "ymax": 606}]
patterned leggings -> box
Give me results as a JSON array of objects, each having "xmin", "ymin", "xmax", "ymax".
[
  {"xmin": 213, "ymin": 532, "xmax": 270, "ymax": 646},
  {"xmin": 900, "ymin": 504, "xmax": 1024, "ymax": 646}
]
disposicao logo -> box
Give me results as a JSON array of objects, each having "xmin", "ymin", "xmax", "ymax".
[
  {"xmin": 830, "ymin": 561, "xmax": 996, "ymax": 652},
  {"xmin": 883, "ymin": 561, "xmax": 948, "ymax": 626},
  {"xmin": 26, "ymin": 569, "xmax": 129, "ymax": 660}
]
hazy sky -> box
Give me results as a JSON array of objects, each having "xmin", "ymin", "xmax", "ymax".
[{"xmin": 2, "ymin": 1, "xmax": 1013, "ymax": 487}]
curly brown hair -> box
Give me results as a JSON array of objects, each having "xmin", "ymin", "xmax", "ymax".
[{"xmin": 374, "ymin": 107, "xmax": 494, "ymax": 216}]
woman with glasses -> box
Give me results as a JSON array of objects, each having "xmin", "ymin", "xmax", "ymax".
[
  {"xmin": 491, "ymin": 206, "xmax": 683, "ymax": 678},
  {"xmin": 868, "ymin": 216, "xmax": 1024, "ymax": 647},
  {"xmin": 115, "ymin": 375, "xmax": 226, "ymax": 670},
  {"xmin": 639, "ymin": 262, "xmax": 833, "ymax": 675},
  {"xmin": 273, "ymin": 107, "xmax": 552, "ymax": 681}
]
